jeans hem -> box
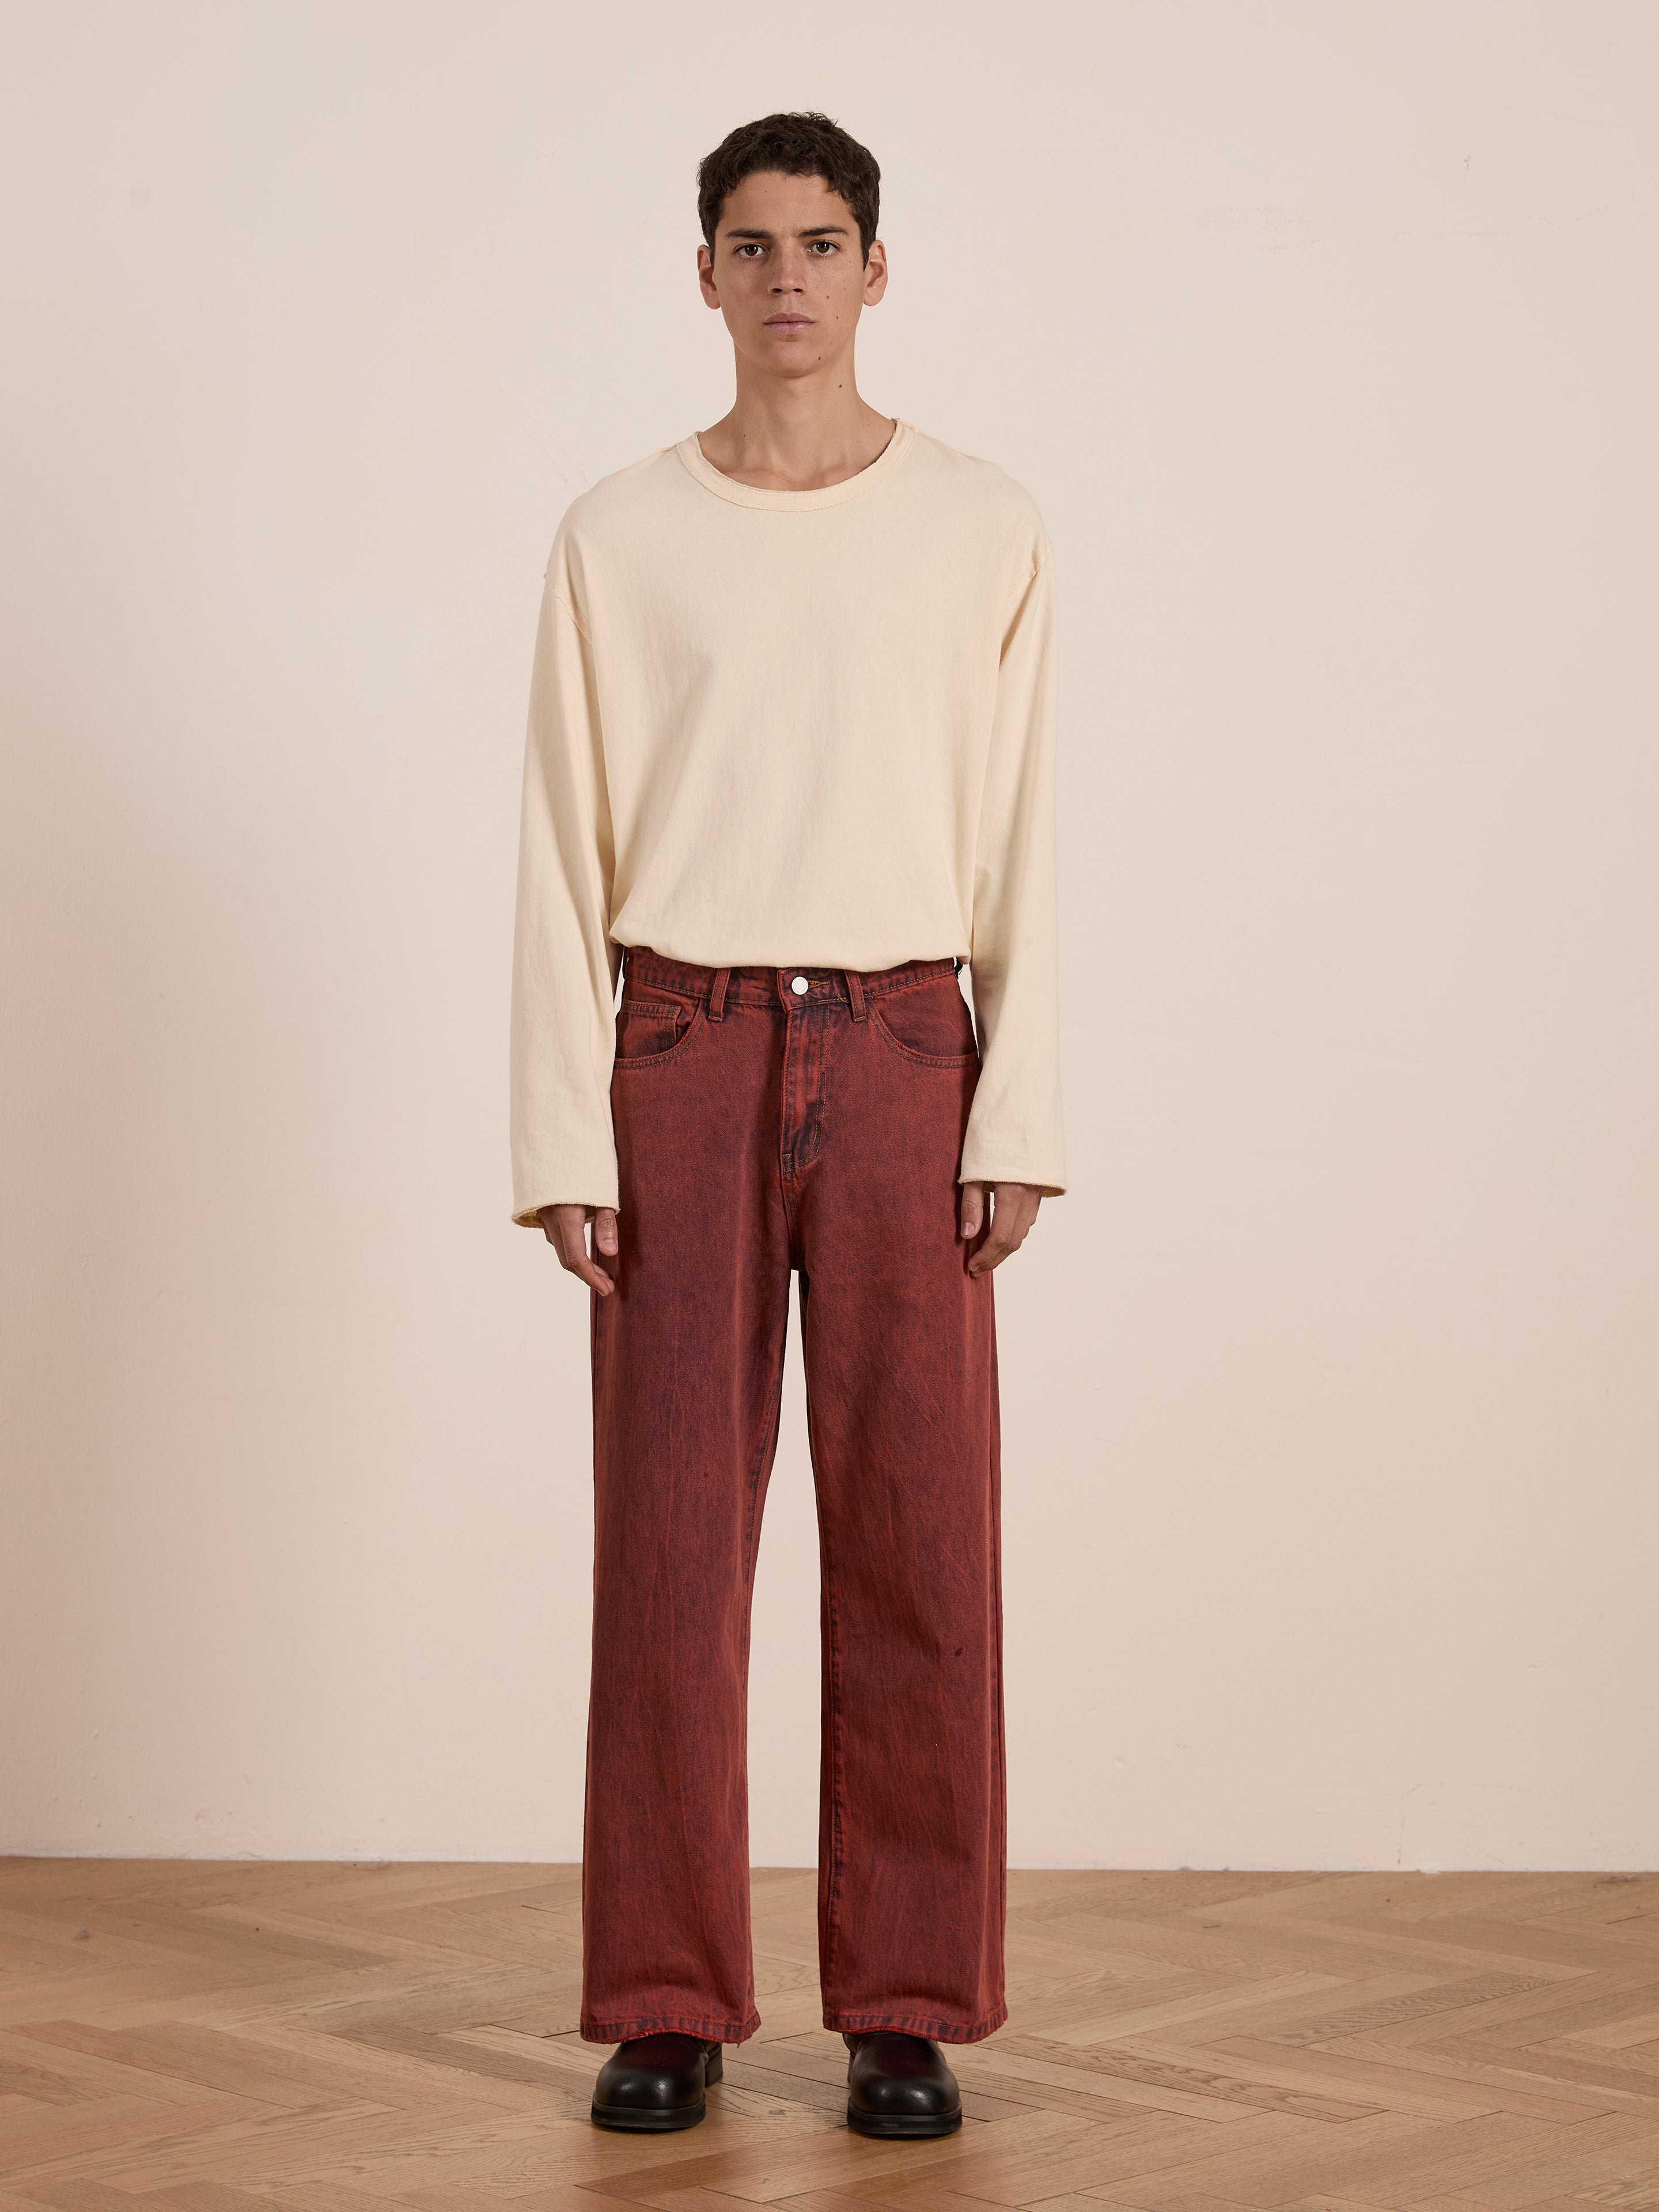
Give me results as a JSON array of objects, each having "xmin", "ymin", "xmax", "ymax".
[
  {"xmin": 824, "ymin": 1998, "xmax": 1008, "ymax": 2045},
  {"xmin": 579, "ymin": 2008, "xmax": 760, "ymax": 2046}
]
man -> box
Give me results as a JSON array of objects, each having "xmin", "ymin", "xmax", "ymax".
[{"xmin": 510, "ymin": 111, "xmax": 1064, "ymax": 2138}]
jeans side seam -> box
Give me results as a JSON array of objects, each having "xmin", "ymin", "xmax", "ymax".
[
  {"xmin": 816, "ymin": 1447, "xmax": 847, "ymax": 1993},
  {"xmin": 989, "ymin": 1306, "xmax": 1009, "ymax": 2004}
]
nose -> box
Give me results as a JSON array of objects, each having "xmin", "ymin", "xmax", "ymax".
[{"xmin": 770, "ymin": 243, "xmax": 807, "ymax": 292}]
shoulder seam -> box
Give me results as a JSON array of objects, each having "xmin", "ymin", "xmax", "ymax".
[{"xmin": 549, "ymin": 584, "xmax": 590, "ymax": 642}]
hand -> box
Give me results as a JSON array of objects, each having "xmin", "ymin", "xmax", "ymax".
[
  {"xmin": 959, "ymin": 1181, "xmax": 1043, "ymax": 1276},
  {"xmin": 538, "ymin": 1203, "xmax": 619, "ymax": 1295}
]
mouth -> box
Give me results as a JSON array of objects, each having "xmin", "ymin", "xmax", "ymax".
[{"xmin": 764, "ymin": 315, "xmax": 813, "ymax": 331}]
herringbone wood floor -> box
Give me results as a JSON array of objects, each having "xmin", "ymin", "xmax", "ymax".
[{"xmin": 2, "ymin": 1865, "xmax": 1658, "ymax": 2209}]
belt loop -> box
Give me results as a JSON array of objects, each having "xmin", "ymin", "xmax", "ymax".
[
  {"xmin": 709, "ymin": 966, "xmax": 730, "ymax": 1021},
  {"xmin": 844, "ymin": 969, "xmax": 867, "ymax": 1022}
]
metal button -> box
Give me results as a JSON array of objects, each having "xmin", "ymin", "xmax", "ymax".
[{"xmin": 790, "ymin": 974, "xmax": 809, "ymax": 995}]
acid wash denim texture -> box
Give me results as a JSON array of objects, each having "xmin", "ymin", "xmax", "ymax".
[{"xmin": 579, "ymin": 945, "xmax": 1007, "ymax": 2048}]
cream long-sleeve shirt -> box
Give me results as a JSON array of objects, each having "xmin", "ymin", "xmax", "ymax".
[{"xmin": 509, "ymin": 419, "xmax": 1065, "ymax": 1224}]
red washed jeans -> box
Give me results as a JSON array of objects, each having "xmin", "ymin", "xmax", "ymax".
[{"xmin": 581, "ymin": 946, "xmax": 1006, "ymax": 2048}]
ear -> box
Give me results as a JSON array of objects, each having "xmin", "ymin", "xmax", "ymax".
[
  {"xmin": 862, "ymin": 238, "xmax": 888, "ymax": 306},
  {"xmin": 696, "ymin": 241, "xmax": 721, "ymax": 309}
]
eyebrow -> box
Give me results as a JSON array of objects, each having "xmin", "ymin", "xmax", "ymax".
[{"xmin": 723, "ymin": 225, "xmax": 851, "ymax": 241}]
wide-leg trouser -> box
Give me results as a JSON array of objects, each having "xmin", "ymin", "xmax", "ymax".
[{"xmin": 579, "ymin": 946, "xmax": 1006, "ymax": 2048}]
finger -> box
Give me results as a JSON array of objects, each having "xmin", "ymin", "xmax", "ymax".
[
  {"xmin": 562, "ymin": 1251, "xmax": 615, "ymax": 1295},
  {"xmin": 959, "ymin": 1183, "xmax": 984, "ymax": 1239},
  {"xmin": 593, "ymin": 1207, "xmax": 620, "ymax": 1256},
  {"xmin": 991, "ymin": 1186, "xmax": 1042, "ymax": 1248},
  {"xmin": 968, "ymin": 1226, "xmax": 1024, "ymax": 1277},
  {"xmin": 994, "ymin": 1207, "xmax": 1035, "ymax": 1253},
  {"xmin": 554, "ymin": 1219, "xmax": 615, "ymax": 1296}
]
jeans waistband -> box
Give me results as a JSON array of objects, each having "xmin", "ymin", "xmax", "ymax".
[{"xmin": 622, "ymin": 944, "xmax": 961, "ymax": 1017}]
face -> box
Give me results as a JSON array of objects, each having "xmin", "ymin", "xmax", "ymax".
[{"xmin": 697, "ymin": 169, "xmax": 887, "ymax": 377}]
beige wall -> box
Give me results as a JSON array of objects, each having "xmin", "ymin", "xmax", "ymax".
[{"xmin": 3, "ymin": 1, "xmax": 1655, "ymax": 1868}]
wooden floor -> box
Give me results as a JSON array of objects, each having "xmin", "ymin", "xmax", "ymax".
[{"xmin": 2, "ymin": 1865, "xmax": 1658, "ymax": 2210}]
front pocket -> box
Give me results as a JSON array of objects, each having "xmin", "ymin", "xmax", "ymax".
[
  {"xmin": 611, "ymin": 997, "xmax": 707, "ymax": 1070},
  {"xmin": 869, "ymin": 981, "xmax": 979, "ymax": 1069}
]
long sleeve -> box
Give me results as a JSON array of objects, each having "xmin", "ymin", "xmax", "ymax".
[
  {"xmin": 509, "ymin": 560, "xmax": 623, "ymax": 1224},
  {"xmin": 959, "ymin": 544, "xmax": 1067, "ymax": 1195}
]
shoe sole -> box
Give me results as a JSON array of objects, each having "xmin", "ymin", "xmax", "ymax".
[
  {"xmin": 591, "ymin": 2096, "xmax": 707, "ymax": 2131},
  {"xmin": 846, "ymin": 2103, "xmax": 963, "ymax": 2138}
]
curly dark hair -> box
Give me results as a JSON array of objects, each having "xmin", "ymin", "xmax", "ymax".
[{"xmin": 696, "ymin": 111, "xmax": 881, "ymax": 264}]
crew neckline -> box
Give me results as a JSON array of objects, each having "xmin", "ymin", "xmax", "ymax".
[{"xmin": 675, "ymin": 419, "xmax": 915, "ymax": 510}]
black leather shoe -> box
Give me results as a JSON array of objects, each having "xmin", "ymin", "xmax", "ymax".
[
  {"xmin": 844, "ymin": 2029, "xmax": 963, "ymax": 2137},
  {"xmin": 590, "ymin": 2032, "xmax": 723, "ymax": 2130}
]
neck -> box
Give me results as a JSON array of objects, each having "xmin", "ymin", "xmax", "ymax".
[{"xmin": 699, "ymin": 351, "xmax": 894, "ymax": 493}]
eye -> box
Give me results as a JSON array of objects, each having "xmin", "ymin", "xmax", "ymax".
[
  {"xmin": 735, "ymin": 242, "xmax": 764, "ymax": 259},
  {"xmin": 808, "ymin": 238, "xmax": 838, "ymax": 255}
]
